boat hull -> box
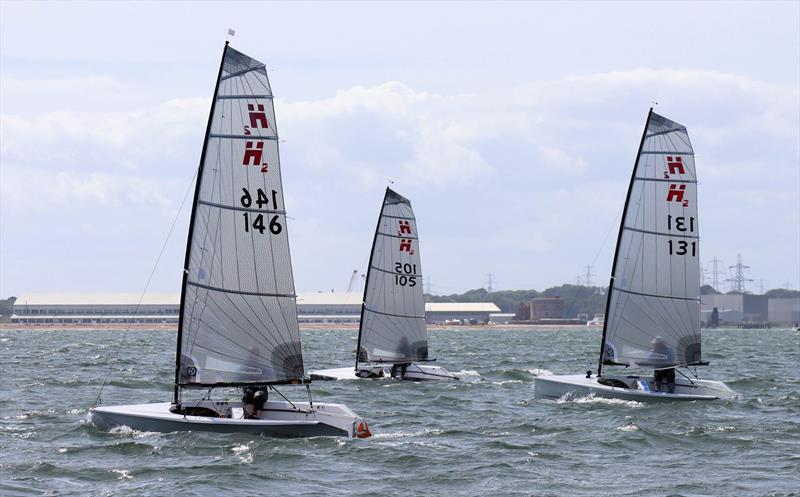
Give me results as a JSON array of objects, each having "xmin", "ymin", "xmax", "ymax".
[
  {"xmin": 534, "ymin": 373, "xmax": 736, "ymax": 402},
  {"xmin": 89, "ymin": 400, "xmax": 371, "ymax": 438},
  {"xmin": 310, "ymin": 363, "xmax": 459, "ymax": 382}
]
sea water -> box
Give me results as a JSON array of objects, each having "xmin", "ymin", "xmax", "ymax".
[{"xmin": 1, "ymin": 327, "xmax": 798, "ymax": 496}]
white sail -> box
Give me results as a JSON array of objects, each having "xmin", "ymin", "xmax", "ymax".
[
  {"xmin": 357, "ymin": 188, "xmax": 428, "ymax": 364},
  {"xmin": 177, "ymin": 45, "xmax": 303, "ymax": 389},
  {"xmin": 601, "ymin": 111, "xmax": 702, "ymax": 368}
]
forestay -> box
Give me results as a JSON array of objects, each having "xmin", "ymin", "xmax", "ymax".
[
  {"xmin": 602, "ymin": 111, "xmax": 702, "ymax": 369},
  {"xmin": 358, "ymin": 188, "xmax": 429, "ymax": 364},
  {"xmin": 177, "ymin": 45, "xmax": 304, "ymax": 391}
]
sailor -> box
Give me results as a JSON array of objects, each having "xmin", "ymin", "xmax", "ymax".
[
  {"xmin": 390, "ymin": 363, "xmax": 408, "ymax": 379},
  {"xmin": 242, "ymin": 386, "xmax": 269, "ymax": 419},
  {"xmin": 650, "ymin": 336, "xmax": 675, "ymax": 393},
  {"xmin": 252, "ymin": 388, "xmax": 268, "ymax": 418},
  {"xmin": 242, "ymin": 386, "xmax": 257, "ymax": 419}
]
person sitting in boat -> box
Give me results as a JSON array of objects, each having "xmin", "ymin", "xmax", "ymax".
[
  {"xmin": 242, "ymin": 386, "xmax": 269, "ymax": 419},
  {"xmin": 649, "ymin": 336, "xmax": 675, "ymax": 393},
  {"xmin": 390, "ymin": 363, "xmax": 408, "ymax": 379}
]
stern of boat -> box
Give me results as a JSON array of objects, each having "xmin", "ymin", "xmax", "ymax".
[{"xmin": 397, "ymin": 363, "xmax": 459, "ymax": 381}]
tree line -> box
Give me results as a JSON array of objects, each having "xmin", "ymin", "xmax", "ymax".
[{"xmin": 426, "ymin": 285, "xmax": 800, "ymax": 320}]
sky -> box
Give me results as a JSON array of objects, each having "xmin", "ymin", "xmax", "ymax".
[{"xmin": 1, "ymin": 1, "xmax": 798, "ymax": 297}]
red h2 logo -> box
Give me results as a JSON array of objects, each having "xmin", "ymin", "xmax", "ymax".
[
  {"xmin": 667, "ymin": 156, "xmax": 685, "ymax": 175},
  {"xmin": 667, "ymin": 184, "xmax": 688, "ymax": 206},
  {"xmin": 399, "ymin": 239, "xmax": 413, "ymax": 253},
  {"xmin": 243, "ymin": 141, "xmax": 268, "ymax": 173},
  {"xmin": 664, "ymin": 155, "xmax": 686, "ymax": 179},
  {"xmin": 398, "ymin": 220, "xmax": 412, "ymax": 235},
  {"xmin": 248, "ymin": 103, "xmax": 268, "ymax": 128}
]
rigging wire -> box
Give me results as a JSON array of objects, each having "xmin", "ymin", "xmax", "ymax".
[
  {"xmin": 92, "ymin": 169, "xmax": 199, "ymax": 407},
  {"xmin": 590, "ymin": 204, "xmax": 624, "ymax": 270},
  {"xmin": 533, "ymin": 204, "xmax": 625, "ymax": 378}
]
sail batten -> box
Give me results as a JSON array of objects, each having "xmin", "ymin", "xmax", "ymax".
[
  {"xmin": 613, "ymin": 287, "xmax": 700, "ymax": 302},
  {"xmin": 357, "ymin": 188, "xmax": 429, "ymax": 365},
  {"xmin": 217, "ymin": 94, "xmax": 273, "ymax": 100},
  {"xmin": 601, "ymin": 111, "xmax": 702, "ymax": 370},
  {"xmin": 624, "ymin": 226, "xmax": 699, "ymax": 239},
  {"xmin": 175, "ymin": 45, "xmax": 304, "ymax": 393},
  {"xmin": 640, "ymin": 150, "xmax": 693, "ymax": 155}
]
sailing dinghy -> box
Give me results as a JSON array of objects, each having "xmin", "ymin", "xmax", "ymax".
[
  {"xmin": 534, "ymin": 110, "xmax": 736, "ymax": 402},
  {"xmin": 310, "ymin": 188, "xmax": 459, "ymax": 381},
  {"xmin": 90, "ymin": 43, "xmax": 371, "ymax": 438}
]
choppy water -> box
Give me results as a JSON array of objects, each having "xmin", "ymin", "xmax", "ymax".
[{"xmin": 1, "ymin": 326, "xmax": 798, "ymax": 496}]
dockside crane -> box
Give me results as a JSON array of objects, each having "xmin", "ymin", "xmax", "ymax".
[{"xmin": 346, "ymin": 269, "xmax": 359, "ymax": 293}]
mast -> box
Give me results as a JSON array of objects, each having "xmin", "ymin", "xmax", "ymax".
[
  {"xmin": 355, "ymin": 187, "xmax": 390, "ymax": 370},
  {"xmin": 596, "ymin": 108, "xmax": 652, "ymax": 378},
  {"xmin": 173, "ymin": 42, "xmax": 229, "ymax": 405}
]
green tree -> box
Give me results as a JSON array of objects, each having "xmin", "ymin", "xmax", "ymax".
[
  {"xmin": 426, "ymin": 284, "xmax": 607, "ymax": 318},
  {"xmin": 764, "ymin": 288, "xmax": 800, "ymax": 298},
  {"xmin": 0, "ymin": 296, "xmax": 17, "ymax": 322}
]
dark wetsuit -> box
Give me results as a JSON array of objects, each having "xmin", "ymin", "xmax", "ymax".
[
  {"xmin": 242, "ymin": 387, "xmax": 268, "ymax": 419},
  {"xmin": 390, "ymin": 363, "xmax": 408, "ymax": 379},
  {"xmin": 654, "ymin": 368, "xmax": 676, "ymax": 393}
]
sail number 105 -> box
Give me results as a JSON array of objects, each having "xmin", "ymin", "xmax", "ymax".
[{"xmin": 394, "ymin": 262, "xmax": 418, "ymax": 287}]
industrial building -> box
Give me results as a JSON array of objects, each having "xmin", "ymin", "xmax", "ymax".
[
  {"xmin": 768, "ymin": 298, "xmax": 800, "ymax": 324},
  {"xmin": 529, "ymin": 297, "xmax": 564, "ymax": 320},
  {"xmin": 424, "ymin": 302, "xmax": 502, "ymax": 324},
  {"xmin": 700, "ymin": 294, "xmax": 800, "ymax": 325},
  {"xmin": 11, "ymin": 293, "xmax": 181, "ymax": 324},
  {"xmin": 10, "ymin": 293, "xmax": 501, "ymax": 326}
]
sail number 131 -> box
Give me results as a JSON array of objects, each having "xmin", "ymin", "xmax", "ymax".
[
  {"xmin": 668, "ymin": 240, "xmax": 696, "ymax": 256},
  {"xmin": 667, "ymin": 215, "xmax": 695, "ymax": 232},
  {"xmin": 666, "ymin": 215, "xmax": 696, "ymax": 257}
]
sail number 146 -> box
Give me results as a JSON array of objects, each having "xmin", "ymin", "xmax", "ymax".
[{"xmin": 240, "ymin": 187, "xmax": 282, "ymax": 235}]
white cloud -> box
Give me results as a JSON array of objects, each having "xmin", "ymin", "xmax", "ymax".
[
  {"xmin": 0, "ymin": 97, "xmax": 208, "ymax": 170},
  {"xmin": 1, "ymin": 167, "xmax": 174, "ymax": 211},
  {"xmin": 1, "ymin": 68, "xmax": 797, "ymax": 294},
  {"xmin": 1, "ymin": 75, "xmax": 124, "ymax": 95}
]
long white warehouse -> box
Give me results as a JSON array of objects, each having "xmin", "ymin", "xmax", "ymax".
[{"xmin": 10, "ymin": 293, "xmax": 500, "ymax": 325}]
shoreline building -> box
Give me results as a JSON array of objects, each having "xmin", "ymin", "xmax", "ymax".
[
  {"xmin": 530, "ymin": 297, "xmax": 564, "ymax": 320},
  {"xmin": 10, "ymin": 293, "xmax": 501, "ymax": 326},
  {"xmin": 700, "ymin": 294, "xmax": 800, "ymax": 325}
]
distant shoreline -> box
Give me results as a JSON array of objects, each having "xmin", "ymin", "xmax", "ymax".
[
  {"xmin": 2, "ymin": 323, "xmax": 788, "ymax": 332},
  {"xmin": 0, "ymin": 323, "xmax": 592, "ymax": 332}
]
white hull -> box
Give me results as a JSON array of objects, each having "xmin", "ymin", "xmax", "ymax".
[
  {"xmin": 534, "ymin": 373, "xmax": 736, "ymax": 402},
  {"xmin": 310, "ymin": 363, "xmax": 459, "ymax": 382},
  {"xmin": 89, "ymin": 400, "xmax": 371, "ymax": 438}
]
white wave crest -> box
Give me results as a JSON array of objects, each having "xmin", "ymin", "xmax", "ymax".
[
  {"xmin": 452, "ymin": 369, "xmax": 481, "ymax": 377},
  {"xmin": 555, "ymin": 393, "xmax": 642, "ymax": 408},
  {"xmin": 372, "ymin": 428, "xmax": 443, "ymax": 439},
  {"xmin": 108, "ymin": 425, "xmax": 159, "ymax": 438},
  {"xmin": 111, "ymin": 469, "xmax": 133, "ymax": 480},
  {"xmin": 231, "ymin": 443, "xmax": 250, "ymax": 454},
  {"xmin": 528, "ymin": 368, "xmax": 554, "ymax": 376}
]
